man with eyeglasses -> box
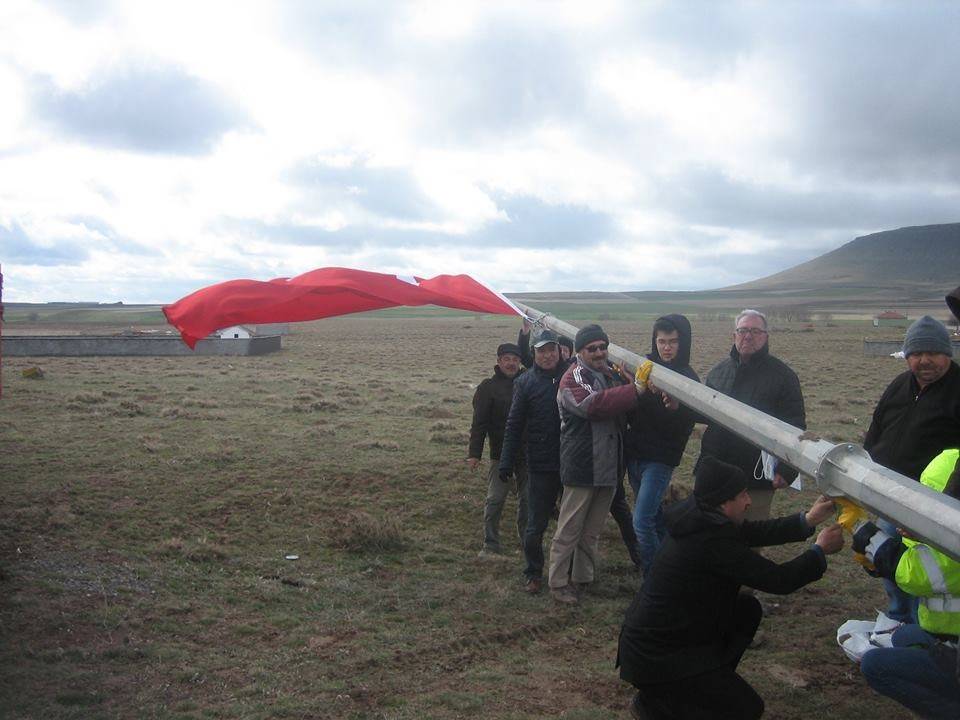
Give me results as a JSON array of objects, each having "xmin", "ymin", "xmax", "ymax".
[
  {"xmin": 624, "ymin": 314, "xmax": 700, "ymax": 575},
  {"xmin": 695, "ymin": 309, "xmax": 806, "ymax": 522},
  {"xmin": 549, "ymin": 324, "xmax": 645, "ymax": 603}
]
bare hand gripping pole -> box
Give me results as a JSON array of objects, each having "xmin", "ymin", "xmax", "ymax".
[{"xmin": 514, "ymin": 301, "xmax": 960, "ymax": 561}]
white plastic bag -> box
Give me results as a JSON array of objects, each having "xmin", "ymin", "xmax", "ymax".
[
  {"xmin": 837, "ymin": 611, "xmax": 902, "ymax": 663},
  {"xmin": 754, "ymin": 451, "xmax": 803, "ymax": 491}
]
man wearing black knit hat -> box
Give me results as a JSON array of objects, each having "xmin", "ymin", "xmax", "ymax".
[
  {"xmin": 549, "ymin": 323, "xmax": 644, "ymax": 603},
  {"xmin": 617, "ymin": 458, "xmax": 842, "ymax": 719}
]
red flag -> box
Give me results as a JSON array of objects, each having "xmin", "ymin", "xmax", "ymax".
[{"xmin": 163, "ymin": 267, "xmax": 522, "ymax": 348}]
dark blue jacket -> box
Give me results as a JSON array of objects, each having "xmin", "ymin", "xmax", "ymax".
[{"xmin": 500, "ymin": 359, "xmax": 571, "ymax": 474}]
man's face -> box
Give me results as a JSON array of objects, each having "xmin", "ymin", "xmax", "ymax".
[
  {"xmin": 560, "ymin": 344, "xmax": 572, "ymax": 361},
  {"xmin": 534, "ymin": 343, "xmax": 559, "ymax": 371},
  {"xmin": 656, "ymin": 330, "xmax": 680, "ymax": 363},
  {"xmin": 497, "ymin": 352, "xmax": 521, "ymax": 378},
  {"xmin": 720, "ymin": 489, "xmax": 752, "ymax": 526},
  {"xmin": 734, "ymin": 315, "xmax": 768, "ymax": 361},
  {"xmin": 579, "ymin": 339, "xmax": 609, "ymax": 371},
  {"xmin": 906, "ymin": 351, "xmax": 951, "ymax": 388}
]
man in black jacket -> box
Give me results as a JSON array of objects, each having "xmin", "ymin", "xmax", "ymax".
[
  {"xmin": 863, "ymin": 314, "xmax": 960, "ymax": 623},
  {"xmin": 696, "ymin": 309, "xmax": 805, "ymax": 521},
  {"xmin": 500, "ymin": 330, "xmax": 573, "ymax": 593},
  {"xmin": 617, "ymin": 458, "xmax": 842, "ymax": 719},
  {"xmin": 625, "ymin": 314, "xmax": 700, "ymax": 574},
  {"xmin": 468, "ymin": 342, "xmax": 526, "ymax": 557},
  {"xmin": 520, "ymin": 320, "xmax": 644, "ymax": 570}
]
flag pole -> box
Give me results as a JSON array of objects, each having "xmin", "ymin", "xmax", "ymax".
[{"xmin": 513, "ymin": 300, "xmax": 960, "ymax": 561}]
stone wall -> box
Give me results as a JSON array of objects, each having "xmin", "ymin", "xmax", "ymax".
[{"xmin": 2, "ymin": 335, "xmax": 281, "ymax": 357}]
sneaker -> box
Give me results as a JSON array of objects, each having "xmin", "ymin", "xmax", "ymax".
[
  {"xmin": 550, "ymin": 586, "xmax": 579, "ymax": 604},
  {"xmin": 524, "ymin": 577, "xmax": 542, "ymax": 594}
]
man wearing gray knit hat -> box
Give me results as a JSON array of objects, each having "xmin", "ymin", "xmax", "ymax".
[{"xmin": 864, "ymin": 313, "xmax": 960, "ymax": 623}]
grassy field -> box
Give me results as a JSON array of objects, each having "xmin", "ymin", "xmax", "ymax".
[{"xmin": 0, "ymin": 313, "xmax": 919, "ymax": 719}]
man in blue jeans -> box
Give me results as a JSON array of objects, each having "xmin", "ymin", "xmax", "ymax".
[
  {"xmin": 624, "ymin": 315, "xmax": 699, "ymax": 574},
  {"xmin": 851, "ymin": 449, "xmax": 960, "ymax": 718}
]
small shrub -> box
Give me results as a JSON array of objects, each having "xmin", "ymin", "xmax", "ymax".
[
  {"xmin": 354, "ymin": 440, "xmax": 399, "ymax": 451},
  {"xmin": 329, "ymin": 511, "xmax": 406, "ymax": 553},
  {"xmin": 430, "ymin": 431, "xmax": 469, "ymax": 445}
]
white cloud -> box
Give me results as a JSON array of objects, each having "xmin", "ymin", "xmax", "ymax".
[{"xmin": 0, "ymin": 1, "xmax": 957, "ymax": 303}]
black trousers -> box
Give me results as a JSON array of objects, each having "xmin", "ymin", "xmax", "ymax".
[
  {"xmin": 637, "ymin": 594, "xmax": 764, "ymax": 719},
  {"xmin": 610, "ymin": 477, "xmax": 642, "ymax": 568}
]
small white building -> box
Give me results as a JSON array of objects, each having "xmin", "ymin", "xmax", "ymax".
[{"xmin": 216, "ymin": 325, "xmax": 254, "ymax": 339}]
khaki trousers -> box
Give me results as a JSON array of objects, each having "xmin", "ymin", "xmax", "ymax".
[
  {"xmin": 744, "ymin": 487, "xmax": 774, "ymax": 522},
  {"xmin": 547, "ymin": 485, "xmax": 615, "ymax": 589}
]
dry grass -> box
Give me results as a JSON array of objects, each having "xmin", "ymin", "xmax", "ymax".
[{"xmin": 0, "ymin": 313, "xmax": 916, "ymax": 719}]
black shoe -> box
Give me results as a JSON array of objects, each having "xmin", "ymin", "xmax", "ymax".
[{"xmin": 630, "ymin": 691, "xmax": 651, "ymax": 720}]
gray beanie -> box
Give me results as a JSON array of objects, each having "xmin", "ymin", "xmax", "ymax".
[{"xmin": 903, "ymin": 315, "xmax": 953, "ymax": 357}]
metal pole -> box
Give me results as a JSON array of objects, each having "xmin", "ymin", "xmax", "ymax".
[{"xmin": 515, "ymin": 301, "xmax": 960, "ymax": 561}]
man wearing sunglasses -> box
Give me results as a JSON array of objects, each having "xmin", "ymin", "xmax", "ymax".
[
  {"xmin": 549, "ymin": 324, "xmax": 645, "ymax": 603},
  {"xmin": 695, "ymin": 309, "xmax": 806, "ymax": 522}
]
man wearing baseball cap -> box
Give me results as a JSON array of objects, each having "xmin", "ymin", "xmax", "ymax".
[
  {"xmin": 617, "ymin": 457, "xmax": 842, "ymax": 719},
  {"xmin": 864, "ymin": 314, "xmax": 960, "ymax": 622},
  {"xmin": 500, "ymin": 329, "xmax": 576, "ymax": 593}
]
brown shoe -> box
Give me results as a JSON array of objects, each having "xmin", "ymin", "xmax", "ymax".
[
  {"xmin": 550, "ymin": 586, "xmax": 579, "ymax": 604},
  {"xmin": 524, "ymin": 577, "xmax": 542, "ymax": 594}
]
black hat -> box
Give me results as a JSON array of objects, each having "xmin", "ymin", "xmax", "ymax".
[
  {"xmin": 497, "ymin": 342, "xmax": 522, "ymax": 358},
  {"xmin": 694, "ymin": 457, "xmax": 748, "ymax": 506},
  {"xmin": 558, "ymin": 336, "xmax": 574, "ymax": 352},
  {"xmin": 533, "ymin": 329, "xmax": 560, "ymax": 349},
  {"xmin": 575, "ymin": 324, "xmax": 609, "ymax": 352},
  {"xmin": 946, "ymin": 286, "xmax": 960, "ymax": 324}
]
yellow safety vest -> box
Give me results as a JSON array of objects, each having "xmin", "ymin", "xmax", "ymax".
[{"xmin": 896, "ymin": 449, "xmax": 960, "ymax": 635}]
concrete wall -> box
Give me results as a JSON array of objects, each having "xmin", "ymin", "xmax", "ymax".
[
  {"xmin": 864, "ymin": 339, "xmax": 960, "ymax": 357},
  {"xmin": 2, "ymin": 334, "xmax": 281, "ymax": 357}
]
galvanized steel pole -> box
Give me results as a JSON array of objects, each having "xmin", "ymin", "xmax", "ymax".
[{"xmin": 515, "ymin": 301, "xmax": 960, "ymax": 561}]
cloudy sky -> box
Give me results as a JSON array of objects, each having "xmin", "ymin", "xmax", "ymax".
[{"xmin": 1, "ymin": 1, "xmax": 958, "ymax": 303}]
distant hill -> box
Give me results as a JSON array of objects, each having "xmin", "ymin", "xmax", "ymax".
[{"xmin": 728, "ymin": 223, "xmax": 960, "ymax": 293}]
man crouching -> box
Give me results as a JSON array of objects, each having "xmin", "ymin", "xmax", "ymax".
[{"xmin": 617, "ymin": 457, "xmax": 843, "ymax": 719}]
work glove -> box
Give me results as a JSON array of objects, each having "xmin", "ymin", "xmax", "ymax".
[
  {"xmin": 634, "ymin": 360, "xmax": 654, "ymax": 395},
  {"xmin": 499, "ymin": 469, "xmax": 512, "ymax": 483},
  {"xmin": 835, "ymin": 498, "xmax": 869, "ymax": 534}
]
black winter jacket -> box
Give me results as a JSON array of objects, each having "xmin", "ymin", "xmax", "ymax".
[
  {"xmin": 863, "ymin": 361, "xmax": 960, "ymax": 481},
  {"xmin": 624, "ymin": 314, "xmax": 700, "ymax": 467},
  {"xmin": 618, "ymin": 496, "xmax": 824, "ymax": 686},
  {"xmin": 468, "ymin": 366, "xmax": 524, "ymax": 462},
  {"xmin": 697, "ymin": 343, "xmax": 806, "ymax": 488},
  {"xmin": 500, "ymin": 359, "xmax": 572, "ymax": 474}
]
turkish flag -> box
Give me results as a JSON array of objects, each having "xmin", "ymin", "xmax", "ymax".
[{"xmin": 163, "ymin": 267, "xmax": 522, "ymax": 348}]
